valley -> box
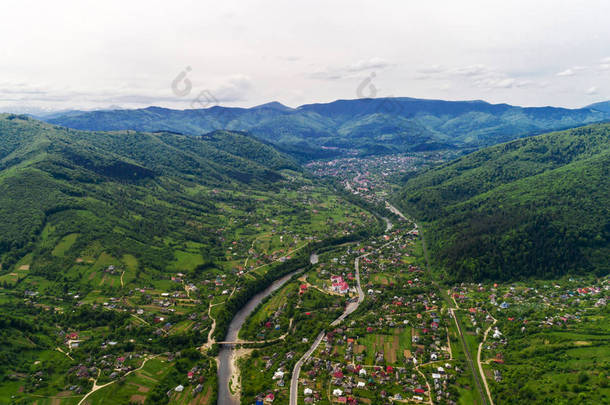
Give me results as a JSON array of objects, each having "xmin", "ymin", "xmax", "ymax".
[
  {"xmin": 4, "ymin": 2, "xmax": 610, "ymax": 404},
  {"xmin": 0, "ymin": 115, "xmax": 608, "ymax": 405}
]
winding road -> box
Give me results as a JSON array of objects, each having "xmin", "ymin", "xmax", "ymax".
[
  {"xmin": 289, "ymin": 203, "xmax": 414, "ymax": 405},
  {"xmin": 289, "ymin": 331, "xmax": 325, "ymax": 405}
]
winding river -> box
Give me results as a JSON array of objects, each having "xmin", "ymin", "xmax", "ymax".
[{"xmin": 216, "ymin": 254, "xmax": 317, "ymax": 405}]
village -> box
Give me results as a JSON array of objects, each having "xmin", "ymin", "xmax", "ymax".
[
  {"xmin": 235, "ymin": 222, "xmax": 479, "ymax": 405},
  {"xmin": 305, "ymin": 153, "xmax": 451, "ymax": 206},
  {"xmin": 449, "ymin": 275, "xmax": 609, "ymax": 402}
]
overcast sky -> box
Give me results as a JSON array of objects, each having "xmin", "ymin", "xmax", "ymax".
[{"xmin": 2, "ymin": 0, "xmax": 610, "ymax": 113}]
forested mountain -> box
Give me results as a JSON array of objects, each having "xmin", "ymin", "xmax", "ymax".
[
  {"xmin": 45, "ymin": 98, "xmax": 610, "ymax": 159},
  {"xmin": 0, "ymin": 114, "xmax": 299, "ymax": 278},
  {"xmin": 395, "ymin": 123, "xmax": 610, "ymax": 281}
]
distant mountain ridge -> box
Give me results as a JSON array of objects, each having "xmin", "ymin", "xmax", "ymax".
[
  {"xmin": 587, "ymin": 100, "xmax": 610, "ymax": 113},
  {"xmin": 45, "ymin": 97, "xmax": 610, "ymax": 159}
]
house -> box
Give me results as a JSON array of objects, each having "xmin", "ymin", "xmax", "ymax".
[
  {"xmin": 174, "ymin": 385, "xmax": 184, "ymax": 392},
  {"xmin": 333, "ymin": 388, "xmax": 343, "ymax": 396},
  {"xmin": 492, "ymin": 329, "xmax": 502, "ymax": 339},
  {"xmin": 304, "ymin": 388, "xmax": 313, "ymax": 395},
  {"xmin": 332, "ymin": 281, "xmax": 350, "ymax": 294},
  {"xmin": 264, "ymin": 393, "xmax": 275, "ymax": 402}
]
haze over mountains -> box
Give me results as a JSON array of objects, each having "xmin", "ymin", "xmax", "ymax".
[{"xmin": 45, "ymin": 97, "xmax": 610, "ymax": 159}]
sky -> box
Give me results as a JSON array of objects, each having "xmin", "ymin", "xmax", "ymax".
[{"xmin": 1, "ymin": 0, "xmax": 610, "ymax": 113}]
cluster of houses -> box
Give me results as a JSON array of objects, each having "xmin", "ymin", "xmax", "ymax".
[
  {"xmin": 305, "ymin": 155, "xmax": 421, "ymax": 204},
  {"xmin": 330, "ymin": 275, "xmax": 351, "ymax": 295},
  {"xmin": 290, "ymin": 228, "xmax": 463, "ymax": 404},
  {"xmin": 451, "ymin": 276, "xmax": 610, "ymax": 393}
]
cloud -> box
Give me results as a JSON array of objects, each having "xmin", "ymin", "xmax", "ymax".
[
  {"xmin": 211, "ymin": 75, "xmax": 253, "ymax": 102},
  {"xmin": 585, "ymin": 86, "xmax": 598, "ymax": 95},
  {"xmin": 308, "ymin": 57, "xmax": 390, "ymax": 80},
  {"xmin": 556, "ymin": 68, "xmax": 575, "ymax": 77},
  {"xmin": 417, "ymin": 65, "xmax": 445, "ymax": 75},
  {"xmin": 596, "ymin": 58, "xmax": 610, "ymax": 71},
  {"xmin": 451, "ymin": 64, "xmax": 491, "ymax": 77},
  {"xmin": 415, "ymin": 64, "xmax": 541, "ymax": 90},
  {"xmin": 0, "ymin": 74, "xmax": 253, "ymax": 112},
  {"xmin": 556, "ymin": 66, "xmax": 587, "ymax": 77},
  {"xmin": 278, "ymin": 56, "xmax": 301, "ymax": 62},
  {"xmin": 347, "ymin": 57, "xmax": 391, "ymax": 72}
]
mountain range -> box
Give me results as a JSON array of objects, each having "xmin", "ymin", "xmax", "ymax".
[{"xmin": 44, "ymin": 97, "xmax": 610, "ymax": 159}]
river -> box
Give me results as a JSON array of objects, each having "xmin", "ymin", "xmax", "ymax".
[{"xmin": 216, "ymin": 254, "xmax": 317, "ymax": 405}]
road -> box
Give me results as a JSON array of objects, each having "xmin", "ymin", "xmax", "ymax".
[
  {"xmin": 417, "ymin": 217, "xmax": 489, "ymax": 405},
  {"xmin": 448, "ymin": 307, "xmax": 488, "ymax": 405},
  {"xmin": 288, "ymin": 199, "xmax": 417, "ymax": 404},
  {"xmin": 388, "ymin": 200, "xmax": 488, "ymax": 405},
  {"xmin": 331, "ymin": 252, "xmax": 367, "ymax": 326},
  {"xmin": 290, "ymin": 249, "xmax": 368, "ymax": 404},
  {"xmin": 289, "ymin": 331, "xmax": 325, "ymax": 405},
  {"xmin": 290, "ymin": 201, "xmax": 405, "ymax": 404},
  {"xmin": 477, "ymin": 315, "xmax": 497, "ymax": 405}
]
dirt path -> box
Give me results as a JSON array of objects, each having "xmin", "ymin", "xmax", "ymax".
[
  {"xmin": 201, "ymin": 302, "xmax": 217, "ymax": 351},
  {"xmin": 55, "ymin": 346, "xmax": 73, "ymax": 361},
  {"xmin": 131, "ymin": 314, "xmax": 150, "ymax": 326},
  {"xmin": 448, "ymin": 289, "xmax": 460, "ymax": 309},
  {"xmin": 120, "ymin": 271, "xmax": 125, "ymax": 288},
  {"xmin": 77, "ymin": 355, "xmax": 158, "ymax": 405},
  {"xmin": 414, "ymin": 363, "xmax": 434, "ymax": 405}
]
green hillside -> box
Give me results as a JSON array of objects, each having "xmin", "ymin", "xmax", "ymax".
[
  {"xmin": 396, "ymin": 123, "xmax": 610, "ymax": 281},
  {"xmin": 0, "ymin": 115, "xmax": 298, "ymax": 274},
  {"xmin": 0, "ymin": 114, "xmax": 378, "ymax": 402}
]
